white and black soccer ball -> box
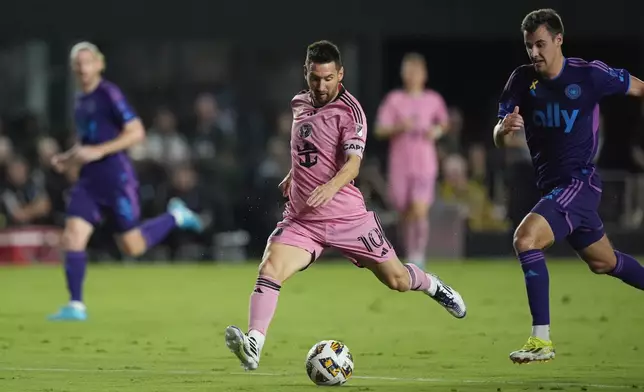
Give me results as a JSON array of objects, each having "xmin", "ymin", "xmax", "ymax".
[{"xmin": 305, "ymin": 340, "xmax": 354, "ymax": 386}]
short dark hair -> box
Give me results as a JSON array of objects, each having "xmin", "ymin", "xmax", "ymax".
[
  {"xmin": 521, "ymin": 8, "xmax": 564, "ymax": 37},
  {"xmin": 305, "ymin": 40, "xmax": 342, "ymax": 68}
]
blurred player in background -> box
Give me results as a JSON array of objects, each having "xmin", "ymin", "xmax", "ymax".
[
  {"xmin": 48, "ymin": 42, "xmax": 203, "ymax": 321},
  {"xmin": 224, "ymin": 40, "xmax": 466, "ymax": 371},
  {"xmin": 375, "ymin": 53, "xmax": 449, "ymax": 268},
  {"xmin": 494, "ymin": 9, "xmax": 644, "ymax": 363}
]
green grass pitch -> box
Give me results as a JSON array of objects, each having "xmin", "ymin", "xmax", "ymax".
[{"xmin": 1, "ymin": 259, "xmax": 643, "ymax": 391}]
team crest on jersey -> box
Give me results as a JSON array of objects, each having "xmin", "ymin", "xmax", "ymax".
[
  {"xmin": 565, "ymin": 84, "xmax": 582, "ymax": 100},
  {"xmin": 355, "ymin": 123, "xmax": 363, "ymax": 137},
  {"xmin": 299, "ymin": 123, "xmax": 313, "ymax": 138}
]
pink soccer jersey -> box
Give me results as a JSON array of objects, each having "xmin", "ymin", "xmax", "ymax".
[
  {"xmin": 376, "ymin": 89, "xmax": 449, "ymax": 178},
  {"xmin": 285, "ymin": 85, "xmax": 368, "ymax": 221}
]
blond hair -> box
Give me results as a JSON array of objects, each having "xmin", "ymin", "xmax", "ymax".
[
  {"xmin": 69, "ymin": 41, "xmax": 105, "ymax": 71},
  {"xmin": 401, "ymin": 52, "xmax": 426, "ymax": 67}
]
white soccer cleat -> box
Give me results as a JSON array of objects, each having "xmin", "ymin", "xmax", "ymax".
[
  {"xmin": 426, "ymin": 274, "xmax": 467, "ymax": 318},
  {"xmin": 224, "ymin": 325, "xmax": 260, "ymax": 371},
  {"xmin": 509, "ymin": 336, "xmax": 556, "ymax": 364}
]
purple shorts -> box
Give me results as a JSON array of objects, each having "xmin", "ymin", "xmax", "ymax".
[
  {"xmin": 532, "ymin": 171, "xmax": 604, "ymax": 251},
  {"xmin": 66, "ymin": 183, "xmax": 141, "ymax": 233}
]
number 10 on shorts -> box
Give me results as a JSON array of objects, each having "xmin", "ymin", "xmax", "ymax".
[{"xmin": 357, "ymin": 228, "xmax": 391, "ymax": 253}]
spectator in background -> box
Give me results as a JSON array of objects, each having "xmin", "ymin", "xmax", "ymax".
[
  {"xmin": 159, "ymin": 163, "xmax": 212, "ymax": 260},
  {"xmin": 10, "ymin": 112, "xmax": 44, "ymax": 162},
  {"xmin": 439, "ymin": 154, "xmax": 509, "ymax": 232},
  {"xmin": 191, "ymin": 93, "xmax": 242, "ymax": 230},
  {"xmin": 467, "ymin": 143, "xmax": 487, "ymax": 185},
  {"xmin": 192, "ymin": 93, "xmax": 237, "ymax": 162},
  {"xmin": 0, "ymin": 156, "xmax": 51, "ymax": 227},
  {"xmin": 436, "ymin": 106, "xmax": 464, "ymax": 162},
  {"xmin": 33, "ymin": 137, "xmax": 69, "ymax": 226},
  {"xmin": 255, "ymin": 136, "xmax": 291, "ymax": 189},
  {"xmin": 0, "ymin": 136, "xmax": 14, "ymax": 188},
  {"xmin": 275, "ymin": 110, "xmax": 293, "ymax": 142},
  {"xmin": 130, "ymin": 107, "xmax": 190, "ymax": 167},
  {"xmin": 254, "ymin": 135, "xmax": 291, "ymax": 223}
]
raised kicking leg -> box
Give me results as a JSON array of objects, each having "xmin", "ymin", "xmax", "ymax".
[{"xmin": 363, "ymin": 256, "xmax": 466, "ymax": 318}]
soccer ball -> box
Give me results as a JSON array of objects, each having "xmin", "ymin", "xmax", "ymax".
[{"xmin": 305, "ymin": 340, "xmax": 354, "ymax": 386}]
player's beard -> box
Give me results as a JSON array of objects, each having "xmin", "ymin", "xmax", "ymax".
[{"xmin": 313, "ymin": 87, "xmax": 337, "ymax": 107}]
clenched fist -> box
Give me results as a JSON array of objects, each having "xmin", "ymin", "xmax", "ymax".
[{"xmin": 500, "ymin": 106, "xmax": 524, "ymax": 136}]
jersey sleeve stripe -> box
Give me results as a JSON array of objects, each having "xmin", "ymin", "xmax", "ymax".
[
  {"xmin": 568, "ymin": 62, "xmax": 612, "ymax": 74},
  {"xmin": 568, "ymin": 59, "xmax": 611, "ymax": 73},
  {"xmin": 339, "ymin": 95, "xmax": 364, "ymax": 125}
]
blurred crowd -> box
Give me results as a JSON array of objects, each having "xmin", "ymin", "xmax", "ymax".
[{"xmin": 2, "ymin": 83, "xmax": 644, "ymax": 261}]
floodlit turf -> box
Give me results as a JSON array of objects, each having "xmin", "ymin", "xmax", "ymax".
[{"xmin": 0, "ymin": 259, "xmax": 643, "ymax": 391}]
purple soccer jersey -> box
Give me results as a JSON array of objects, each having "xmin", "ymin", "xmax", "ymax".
[
  {"xmin": 498, "ymin": 57, "xmax": 630, "ymax": 191},
  {"xmin": 67, "ymin": 80, "xmax": 141, "ymax": 232},
  {"xmin": 498, "ymin": 58, "xmax": 631, "ymax": 249}
]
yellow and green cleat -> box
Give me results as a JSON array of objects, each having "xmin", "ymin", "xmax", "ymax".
[{"xmin": 509, "ymin": 336, "xmax": 555, "ymax": 364}]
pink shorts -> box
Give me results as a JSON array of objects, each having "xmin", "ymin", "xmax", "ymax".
[
  {"xmin": 388, "ymin": 173, "xmax": 436, "ymax": 212},
  {"xmin": 268, "ymin": 211, "xmax": 397, "ymax": 267}
]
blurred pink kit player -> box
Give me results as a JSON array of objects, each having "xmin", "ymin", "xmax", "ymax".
[
  {"xmin": 376, "ymin": 52, "xmax": 449, "ymax": 266},
  {"xmin": 274, "ymin": 84, "xmax": 394, "ymax": 266}
]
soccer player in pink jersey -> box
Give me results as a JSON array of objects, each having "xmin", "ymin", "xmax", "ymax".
[
  {"xmin": 224, "ymin": 41, "xmax": 466, "ymax": 371},
  {"xmin": 375, "ymin": 53, "xmax": 449, "ymax": 268}
]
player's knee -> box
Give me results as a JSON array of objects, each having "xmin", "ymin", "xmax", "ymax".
[
  {"xmin": 513, "ymin": 232, "xmax": 539, "ymax": 254},
  {"xmin": 513, "ymin": 224, "xmax": 546, "ymax": 253},
  {"xmin": 408, "ymin": 204, "xmax": 429, "ymax": 221},
  {"xmin": 258, "ymin": 258, "xmax": 283, "ymax": 281},
  {"xmin": 586, "ymin": 259, "xmax": 616, "ymax": 274},
  {"xmin": 120, "ymin": 241, "xmax": 146, "ymax": 257},
  {"xmin": 62, "ymin": 225, "xmax": 90, "ymax": 251},
  {"xmin": 118, "ymin": 231, "xmax": 147, "ymax": 257}
]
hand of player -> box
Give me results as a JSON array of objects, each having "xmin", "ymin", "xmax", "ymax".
[
  {"xmin": 426, "ymin": 125, "xmax": 445, "ymax": 140},
  {"xmin": 51, "ymin": 153, "xmax": 70, "ymax": 173},
  {"xmin": 70, "ymin": 145, "xmax": 105, "ymax": 164},
  {"xmin": 278, "ymin": 175, "xmax": 291, "ymax": 197},
  {"xmin": 400, "ymin": 118, "xmax": 415, "ymax": 133},
  {"xmin": 51, "ymin": 149, "xmax": 77, "ymax": 173},
  {"xmin": 500, "ymin": 106, "xmax": 524, "ymax": 136},
  {"xmin": 306, "ymin": 182, "xmax": 340, "ymax": 208}
]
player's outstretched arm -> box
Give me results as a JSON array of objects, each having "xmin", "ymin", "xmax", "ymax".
[
  {"xmin": 627, "ymin": 75, "xmax": 644, "ymax": 97},
  {"xmin": 94, "ymin": 119, "xmax": 146, "ymax": 157}
]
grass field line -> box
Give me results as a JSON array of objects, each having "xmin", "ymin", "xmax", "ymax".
[{"xmin": 0, "ymin": 366, "xmax": 634, "ymax": 389}]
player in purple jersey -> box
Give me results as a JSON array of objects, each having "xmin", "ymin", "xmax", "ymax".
[
  {"xmin": 493, "ymin": 9, "xmax": 644, "ymax": 363},
  {"xmin": 223, "ymin": 40, "xmax": 466, "ymax": 372},
  {"xmin": 47, "ymin": 42, "xmax": 203, "ymax": 321}
]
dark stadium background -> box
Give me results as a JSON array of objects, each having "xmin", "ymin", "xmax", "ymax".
[{"xmin": 0, "ymin": 0, "xmax": 643, "ymax": 262}]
